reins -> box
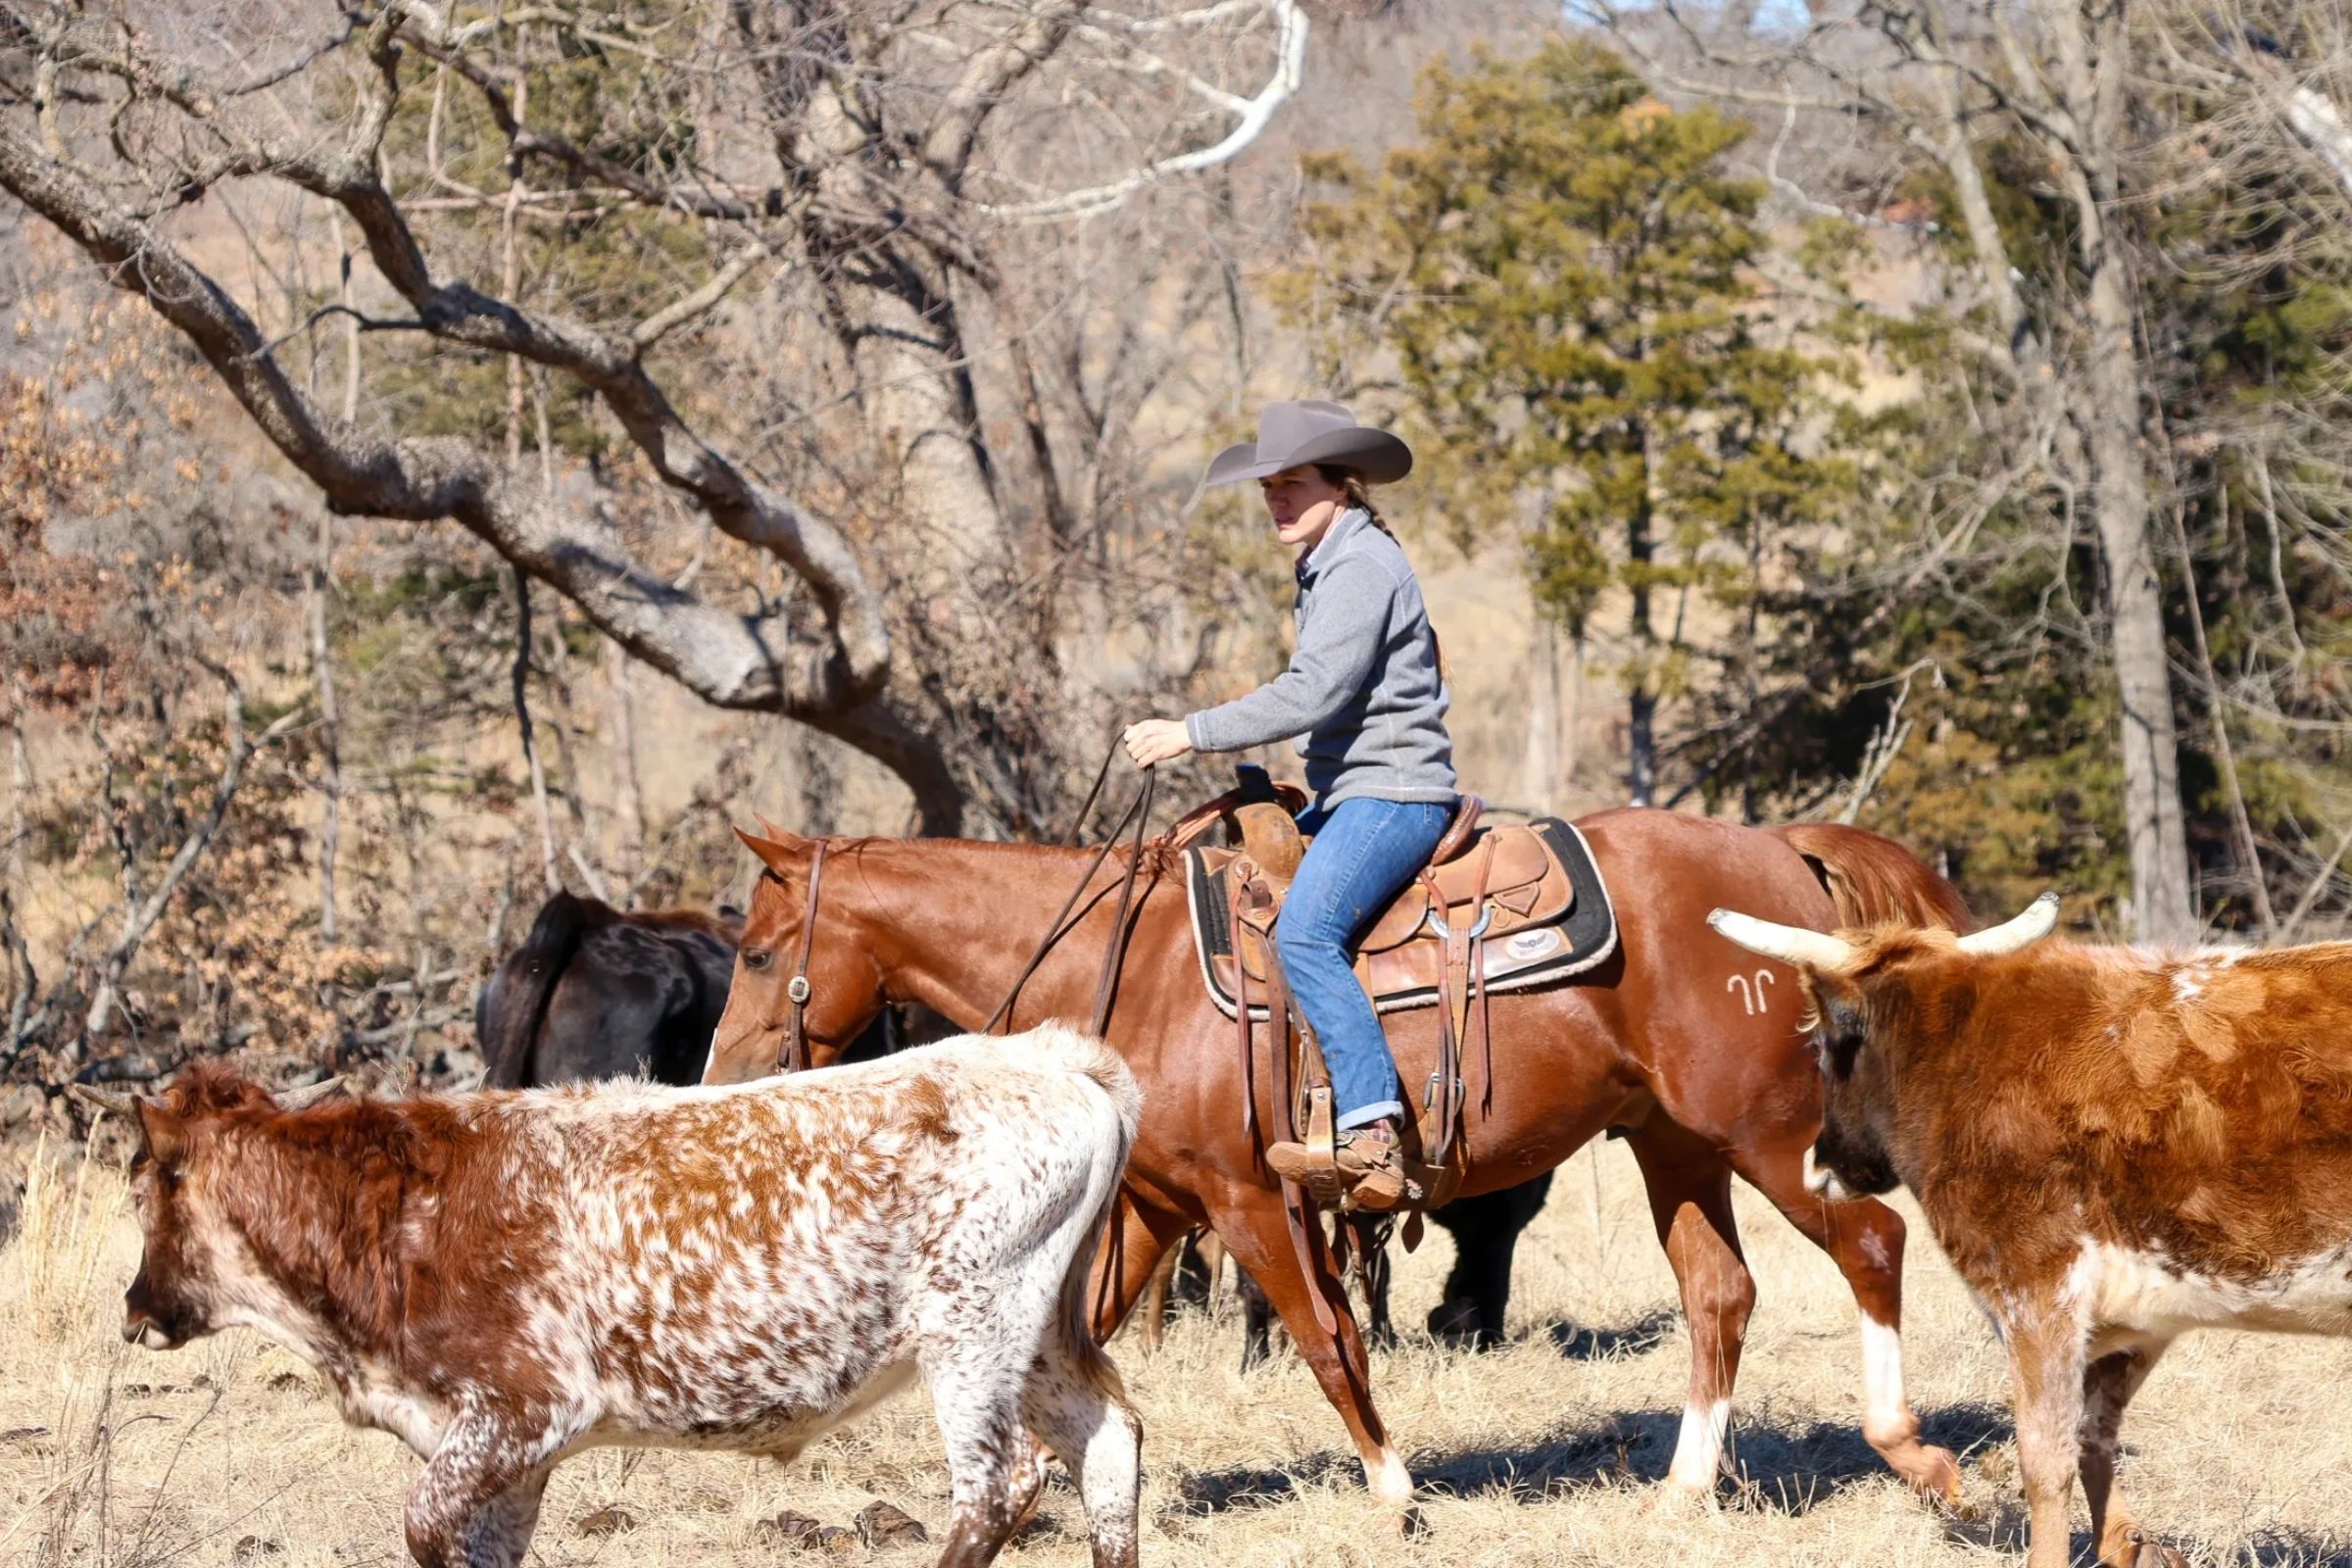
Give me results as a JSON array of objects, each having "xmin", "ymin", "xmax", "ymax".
[
  {"xmin": 978, "ymin": 738, "xmax": 1159, "ymax": 1039},
  {"xmin": 765, "ymin": 738, "xmax": 1158, "ymax": 1074}
]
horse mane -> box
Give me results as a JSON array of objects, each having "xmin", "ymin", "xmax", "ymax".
[{"xmin": 1768, "ymin": 822, "xmax": 1975, "ymax": 935}]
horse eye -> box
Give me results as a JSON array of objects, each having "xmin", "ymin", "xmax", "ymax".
[{"xmin": 743, "ymin": 950, "xmax": 773, "ymax": 972}]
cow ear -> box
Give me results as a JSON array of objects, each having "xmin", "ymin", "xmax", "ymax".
[
  {"xmin": 733, "ymin": 824, "xmax": 804, "ymax": 879},
  {"xmin": 135, "ymin": 1099, "xmax": 189, "ymax": 1168}
]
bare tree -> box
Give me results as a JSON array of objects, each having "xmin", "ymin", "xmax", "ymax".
[
  {"xmin": 0, "ymin": 0, "xmax": 1309, "ymax": 834},
  {"xmin": 1583, "ymin": 0, "xmax": 2202, "ymax": 937}
]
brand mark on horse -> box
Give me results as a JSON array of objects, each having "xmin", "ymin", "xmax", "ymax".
[{"xmin": 1727, "ymin": 969, "xmax": 1777, "ymax": 1016}]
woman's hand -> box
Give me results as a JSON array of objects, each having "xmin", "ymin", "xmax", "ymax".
[{"xmin": 1122, "ymin": 718, "xmax": 1193, "ymax": 768}]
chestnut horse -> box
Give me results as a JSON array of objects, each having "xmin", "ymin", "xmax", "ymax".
[{"xmin": 702, "ymin": 807, "xmax": 1970, "ymax": 1521}]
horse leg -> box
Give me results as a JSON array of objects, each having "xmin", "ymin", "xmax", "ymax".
[
  {"xmin": 1208, "ymin": 1193, "xmax": 1414, "ymax": 1527},
  {"xmin": 1725, "ymin": 1142, "xmax": 1962, "ymax": 1503},
  {"xmin": 1135, "ymin": 1247, "xmax": 1179, "ymax": 1352},
  {"xmin": 1084, "ymin": 1191, "xmax": 1190, "ymax": 1345},
  {"xmin": 1625, "ymin": 1125, "xmax": 1755, "ymax": 1495}
]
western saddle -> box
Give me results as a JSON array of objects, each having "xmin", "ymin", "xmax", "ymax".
[{"xmin": 1165, "ymin": 768, "xmax": 1580, "ymax": 1214}]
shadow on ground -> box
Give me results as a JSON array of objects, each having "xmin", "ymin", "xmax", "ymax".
[
  {"xmin": 1169, "ymin": 1400, "xmax": 2014, "ymax": 1519},
  {"xmin": 1541, "ymin": 1307, "xmax": 1679, "ymax": 1361},
  {"xmin": 1937, "ymin": 1511, "xmax": 2352, "ymax": 1568}
]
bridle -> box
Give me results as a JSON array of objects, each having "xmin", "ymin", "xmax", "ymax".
[
  {"xmin": 771, "ymin": 838, "xmax": 831, "ymax": 1074},
  {"xmin": 763, "ymin": 742, "xmax": 1156, "ymax": 1077}
]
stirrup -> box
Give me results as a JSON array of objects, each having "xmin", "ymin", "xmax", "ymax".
[{"xmin": 1266, "ymin": 1118, "xmax": 1420, "ymax": 1213}]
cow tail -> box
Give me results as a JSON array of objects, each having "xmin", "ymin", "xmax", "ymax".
[
  {"xmin": 477, "ymin": 891, "xmax": 589, "ymax": 1088},
  {"xmin": 1769, "ymin": 822, "xmax": 1975, "ymax": 935},
  {"xmin": 1065, "ymin": 1047, "xmax": 1141, "ymax": 1394}
]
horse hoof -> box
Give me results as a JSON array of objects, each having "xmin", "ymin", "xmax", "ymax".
[
  {"xmin": 1885, "ymin": 1441, "xmax": 1963, "ymax": 1507},
  {"xmin": 1648, "ymin": 1480, "xmax": 1720, "ymax": 1519}
]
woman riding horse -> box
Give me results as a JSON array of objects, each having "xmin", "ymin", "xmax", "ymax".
[{"xmin": 1123, "ymin": 400, "xmax": 1450, "ymax": 1211}]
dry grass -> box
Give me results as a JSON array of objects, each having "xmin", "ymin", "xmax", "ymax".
[{"xmin": 7, "ymin": 1132, "xmax": 2352, "ymax": 1568}]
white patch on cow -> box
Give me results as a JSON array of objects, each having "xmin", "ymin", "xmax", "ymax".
[
  {"xmin": 2067, "ymin": 1236, "xmax": 2352, "ymax": 1352},
  {"xmin": 1859, "ymin": 1316, "xmax": 1908, "ymax": 1445},
  {"xmin": 345, "ymin": 1370, "xmax": 453, "ymax": 1456},
  {"xmin": 2171, "ymin": 970, "xmax": 2204, "ymax": 1005},
  {"xmin": 1801, "ymin": 1145, "xmax": 1855, "ymax": 1202},
  {"xmin": 1859, "ymin": 1226, "xmax": 1892, "ymax": 1274},
  {"xmin": 1666, "ymin": 1398, "xmax": 1732, "ymax": 1489}
]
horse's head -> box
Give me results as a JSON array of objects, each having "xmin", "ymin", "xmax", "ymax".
[{"xmin": 704, "ymin": 823, "xmax": 891, "ymax": 1084}]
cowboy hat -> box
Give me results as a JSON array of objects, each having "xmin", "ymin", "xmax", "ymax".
[{"xmin": 1203, "ymin": 400, "xmax": 1413, "ymax": 488}]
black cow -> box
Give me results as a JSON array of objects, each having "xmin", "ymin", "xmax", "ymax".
[
  {"xmin": 477, "ymin": 890, "xmax": 923, "ymax": 1088},
  {"xmin": 477, "ymin": 892, "xmax": 742, "ymax": 1087}
]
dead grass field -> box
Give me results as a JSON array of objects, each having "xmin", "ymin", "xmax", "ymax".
[{"xmin": 7, "ymin": 1126, "xmax": 2351, "ymax": 1568}]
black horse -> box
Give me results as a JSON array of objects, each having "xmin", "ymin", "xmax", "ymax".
[{"xmin": 477, "ymin": 890, "xmax": 934, "ymax": 1089}]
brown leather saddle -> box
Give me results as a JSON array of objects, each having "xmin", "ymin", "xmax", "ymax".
[
  {"xmin": 1167, "ymin": 771, "xmax": 1617, "ymax": 1218},
  {"xmin": 1180, "ymin": 802, "xmax": 1615, "ymax": 1024}
]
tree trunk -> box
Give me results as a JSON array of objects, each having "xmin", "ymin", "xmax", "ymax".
[
  {"xmin": 1921, "ymin": 0, "xmax": 2028, "ymax": 365},
  {"xmin": 511, "ymin": 566, "xmax": 562, "ymax": 896},
  {"xmin": 309, "ymin": 510, "xmax": 342, "ymax": 944},
  {"xmin": 1626, "ymin": 424, "xmax": 1657, "ymax": 808},
  {"xmin": 606, "ymin": 639, "xmax": 646, "ymax": 896},
  {"xmin": 1521, "ymin": 618, "xmax": 1564, "ymax": 809},
  {"xmin": 2085, "ymin": 265, "xmax": 2194, "ymax": 940},
  {"xmin": 2041, "ymin": 0, "xmax": 2196, "ymax": 941}
]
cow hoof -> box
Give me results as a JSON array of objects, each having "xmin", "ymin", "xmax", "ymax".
[
  {"xmin": 1427, "ymin": 1298, "xmax": 1481, "ymax": 1347},
  {"xmin": 2118, "ymin": 1530, "xmax": 2185, "ymax": 1568}
]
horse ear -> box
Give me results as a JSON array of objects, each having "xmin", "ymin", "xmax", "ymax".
[
  {"xmin": 732, "ymin": 824, "xmax": 803, "ymax": 879},
  {"xmin": 755, "ymin": 812, "xmax": 801, "ymax": 844}
]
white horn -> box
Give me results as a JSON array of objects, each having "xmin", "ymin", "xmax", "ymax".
[
  {"xmin": 1706, "ymin": 907, "xmax": 1856, "ymax": 971},
  {"xmin": 1955, "ymin": 891, "xmax": 2061, "ymax": 956},
  {"xmin": 274, "ymin": 1075, "xmax": 348, "ymax": 1111}
]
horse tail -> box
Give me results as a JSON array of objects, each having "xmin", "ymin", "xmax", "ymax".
[
  {"xmin": 477, "ymin": 890, "xmax": 592, "ymax": 1088},
  {"xmin": 1767, "ymin": 822, "xmax": 1974, "ymax": 935}
]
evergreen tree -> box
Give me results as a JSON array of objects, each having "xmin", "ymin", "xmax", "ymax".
[{"xmin": 1282, "ymin": 40, "xmax": 1859, "ymax": 808}]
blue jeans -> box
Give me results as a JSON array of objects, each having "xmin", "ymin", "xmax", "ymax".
[{"xmin": 1277, "ymin": 796, "xmax": 1454, "ymax": 1131}]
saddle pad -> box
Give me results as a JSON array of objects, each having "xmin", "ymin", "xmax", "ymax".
[{"xmin": 1185, "ymin": 816, "xmax": 1619, "ymax": 1020}]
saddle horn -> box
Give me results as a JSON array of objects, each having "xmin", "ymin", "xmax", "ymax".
[{"xmin": 1706, "ymin": 908, "xmax": 1857, "ymax": 971}]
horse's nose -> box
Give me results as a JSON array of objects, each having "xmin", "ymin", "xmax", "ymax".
[{"xmin": 1801, "ymin": 1145, "xmax": 1832, "ymax": 1195}]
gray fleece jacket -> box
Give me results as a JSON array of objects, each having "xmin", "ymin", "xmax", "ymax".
[{"xmin": 1185, "ymin": 509, "xmax": 1457, "ymax": 808}]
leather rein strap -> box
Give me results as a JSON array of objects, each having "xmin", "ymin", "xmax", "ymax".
[
  {"xmin": 774, "ymin": 838, "xmax": 831, "ymax": 1074},
  {"xmin": 980, "ymin": 739, "xmax": 1158, "ymax": 1040}
]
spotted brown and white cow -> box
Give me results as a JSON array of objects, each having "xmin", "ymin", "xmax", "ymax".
[
  {"xmin": 74, "ymin": 1025, "xmax": 1144, "ymax": 1568},
  {"xmin": 1708, "ymin": 892, "xmax": 2352, "ymax": 1568}
]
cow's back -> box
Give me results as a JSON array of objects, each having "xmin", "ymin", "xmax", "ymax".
[{"xmin": 427, "ymin": 1028, "xmax": 1135, "ymax": 1451}]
